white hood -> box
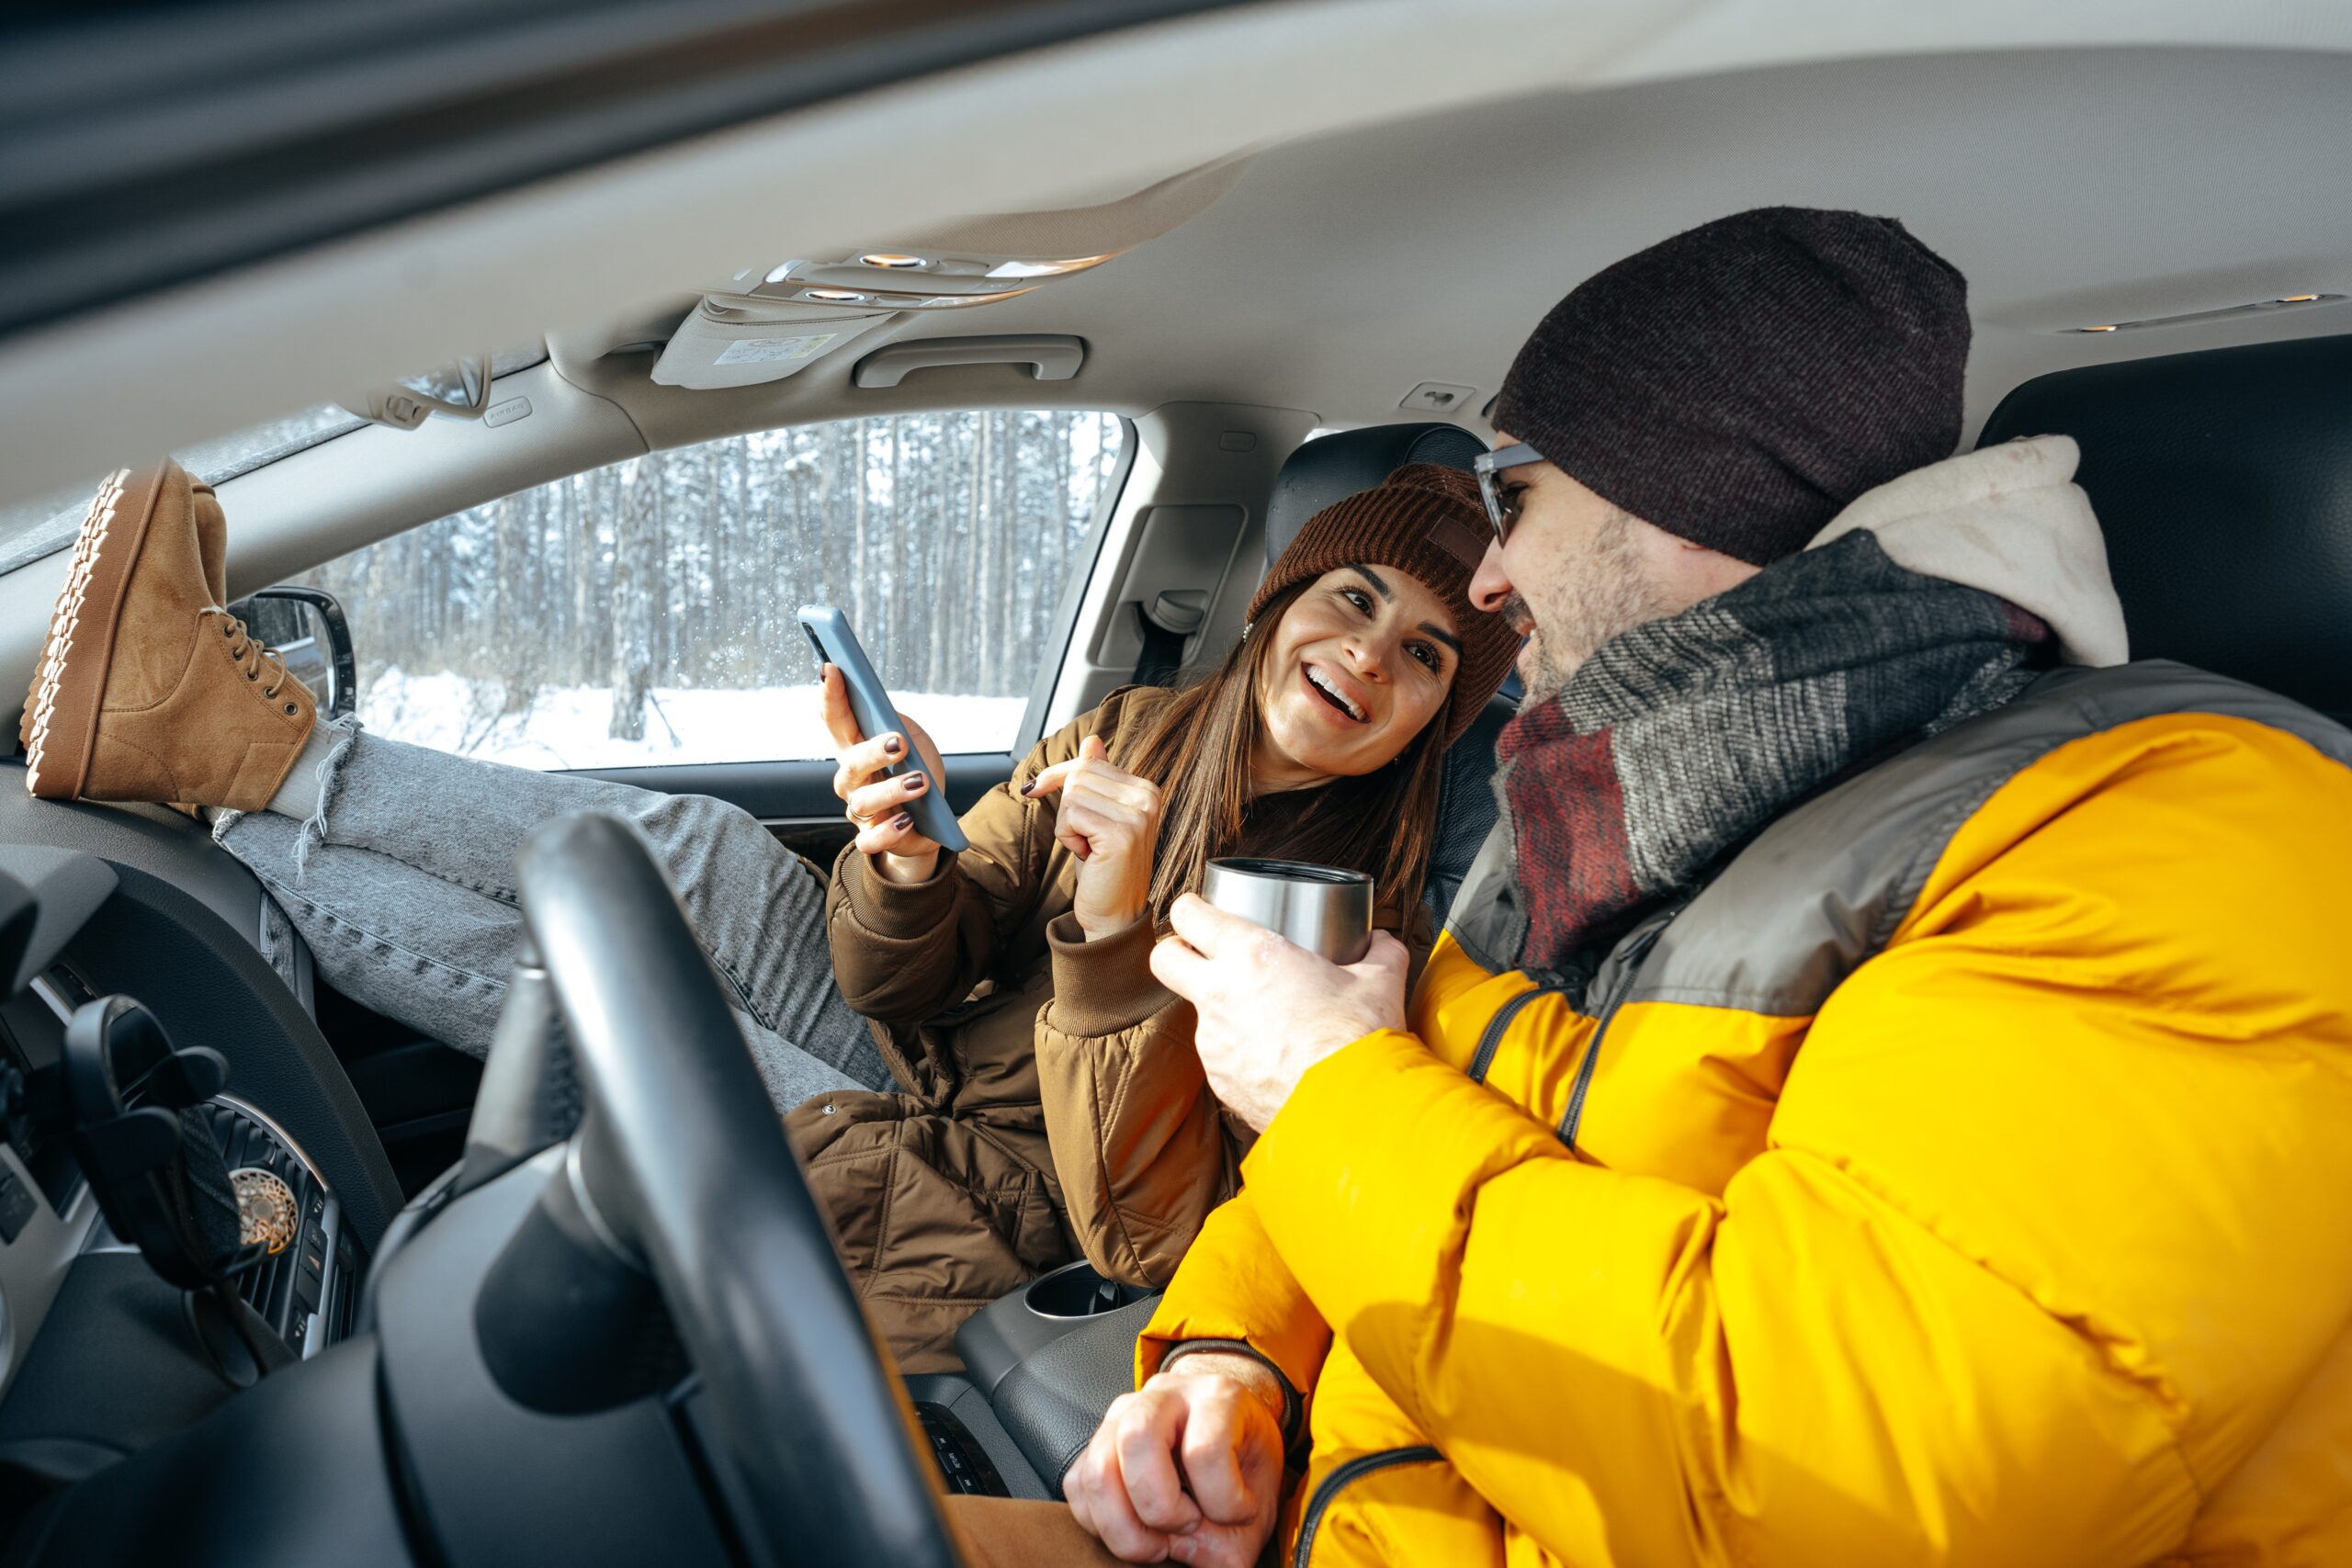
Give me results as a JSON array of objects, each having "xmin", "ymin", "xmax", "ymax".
[{"xmin": 1806, "ymin": 434, "xmax": 2129, "ymax": 668}]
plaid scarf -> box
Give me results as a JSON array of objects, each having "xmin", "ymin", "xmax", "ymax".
[{"xmin": 1491, "ymin": 530, "xmax": 2055, "ymax": 974}]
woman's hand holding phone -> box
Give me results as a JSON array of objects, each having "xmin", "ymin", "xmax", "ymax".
[
  {"xmin": 823, "ymin": 665, "xmax": 950, "ymax": 885},
  {"xmin": 1024, "ymin": 735, "xmax": 1166, "ymax": 941}
]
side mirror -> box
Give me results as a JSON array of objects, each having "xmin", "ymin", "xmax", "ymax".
[{"xmin": 227, "ymin": 587, "xmax": 356, "ymax": 722}]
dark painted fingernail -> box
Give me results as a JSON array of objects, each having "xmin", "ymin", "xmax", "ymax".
[
  {"xmin": 883, "ymin": 736, "xmax": 903, "ymax": 755},
  {"xmin": 1019, "ymin": 780, "xmax": 1036, "ymax": 797},
  {"xmin": 903, "ymin": 774, "xmax": 925, "ymax": 793},
  {"xmin": 892, "ymin": 813, "xmax": 912, "ymax": 830}
]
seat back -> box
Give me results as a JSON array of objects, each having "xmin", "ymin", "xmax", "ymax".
[
  {"xmin": 1975, "ymin": 333, "xmax": 2352, "ymax": 722},
  {"xmin": 1258, "ymin": 423, "xmax": 1511, "ymax": 930}
]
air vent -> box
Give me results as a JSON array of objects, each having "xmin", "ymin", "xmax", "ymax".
[{"xmin": 194, "ymin": 1100, "xmax": 357, "ymax": 1358}]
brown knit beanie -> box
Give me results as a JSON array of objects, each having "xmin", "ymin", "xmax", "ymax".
[
  {"xmin": 1493, "ymin": 207, "xmax": 1971, "ymax": 566},
  {"xmin": 1247, "ymin": 462, "xmax": 1520, "ymax": 747}
]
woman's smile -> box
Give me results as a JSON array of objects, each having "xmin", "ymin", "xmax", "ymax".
[{"xmin": 1300, "ymin": 660, "xmax": 1371, "ymax": 725}]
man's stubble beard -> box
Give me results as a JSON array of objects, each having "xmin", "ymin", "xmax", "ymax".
[{"xmin": 1505, "ymin": 505, "xmax": 1679, "ymax": 706}]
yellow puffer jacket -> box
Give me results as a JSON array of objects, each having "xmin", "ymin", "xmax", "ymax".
[{"xmin": 1139, "ymin": 664, "xmax": 2352, "ymax": 1566}]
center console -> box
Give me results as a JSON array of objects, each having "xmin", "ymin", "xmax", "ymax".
[{"xmin": 900, "ymin": 1258, "xmax": 1163, "ymax": 1501}]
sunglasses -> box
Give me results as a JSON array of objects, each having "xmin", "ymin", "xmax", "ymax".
[{"xmin": 1471, "ymin": 442, "xmax": 1544, "ymax": 547}]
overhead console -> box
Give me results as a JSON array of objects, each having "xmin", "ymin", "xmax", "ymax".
[{"xmin": 650, "ymin": 296, "xmax": 896, "ymax": 391}]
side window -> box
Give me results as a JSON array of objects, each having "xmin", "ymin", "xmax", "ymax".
[{"xmin": 295, "ymin": 412, "xmax": 1127, "ymax": 769}]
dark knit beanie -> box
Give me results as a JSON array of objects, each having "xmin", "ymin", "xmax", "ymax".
[
  {"xmin": 1493, "ymin": 207, "xmax": 1970, "ymax": 566},
  {"xmin": 1248, "ymin": 462, "xmax": 1521, "ymax": 747}
]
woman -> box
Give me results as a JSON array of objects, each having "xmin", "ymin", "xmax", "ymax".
[{"xmin": 22, "ymin": 457, "xmax": 1517, "ymax": 1369}]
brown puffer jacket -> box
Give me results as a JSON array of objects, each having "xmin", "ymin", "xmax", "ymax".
[{"xmin": 784, "ymin": 685, "xmax": 1427, "ymax": 1372}]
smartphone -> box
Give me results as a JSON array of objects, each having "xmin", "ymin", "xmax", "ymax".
[{"xmin": 797, "ymin": 604, "xmax": 969, "ymax": 853}]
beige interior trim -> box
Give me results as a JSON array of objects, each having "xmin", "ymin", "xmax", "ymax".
[
  {"xmin": 0, "ymin": 0, "xmax": 1684, "ymax": 505},
  {"xmin": 0, "ymin": 361, "xmax": 647, "ymax": 690},
  {"xmin": 895, "ymin": 152, "xmax": 1258, "ymax": 261},
  {"xmin": 1045, "ymin": 400, "xmax": 1315, "ymax": 729}
]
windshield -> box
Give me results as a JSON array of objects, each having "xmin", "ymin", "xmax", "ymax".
[
  {"xmin": 0, "ymin": 404, "xmax": 362, "ymax": 577},
  {"xmin": 0, "ymin": 344, "xmax": 548, "ymax": 578}
]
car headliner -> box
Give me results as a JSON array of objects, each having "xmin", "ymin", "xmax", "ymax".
[{"xmin": 2, "ymin": 2, "xmax": 2349, "ymax": 524}]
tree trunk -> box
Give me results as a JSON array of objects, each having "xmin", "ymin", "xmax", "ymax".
[
  {"xmin": 884, "ymin": 417, "xmax": 905, "ymax": 682},
  {"xmin": 609, "ymin": 451, "xmax": 663, "ymax": 740},
  {"xmin": 959, "ymin": 413, "xmax": 988, "ymax": 692},
  {"xmin": 848, "ymin": 419, "xmax": 871, "ymax": 634}
]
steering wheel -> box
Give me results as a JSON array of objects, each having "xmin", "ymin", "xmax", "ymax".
[{"xmin": 513, "ymin": 811, "xmax": 964, "ymax": 1568}]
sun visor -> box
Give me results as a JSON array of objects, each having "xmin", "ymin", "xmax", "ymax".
[{"xmin": 650, "ymin": 296, "xmax": 894, "ymax": 390}]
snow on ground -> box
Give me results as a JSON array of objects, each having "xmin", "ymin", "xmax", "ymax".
[{"xmin": 358, "ymin": 671, "xmax": 1027, "ymax": 770}]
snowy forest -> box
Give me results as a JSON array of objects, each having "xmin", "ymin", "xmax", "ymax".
[{"xmin": 290, "ymin": 410, "xmax": 1125, "ymax": 767}]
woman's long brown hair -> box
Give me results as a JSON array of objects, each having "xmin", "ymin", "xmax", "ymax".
[{"xmin": 1119, "ymin": 578, "xmax": 1457, "ymax": 929}]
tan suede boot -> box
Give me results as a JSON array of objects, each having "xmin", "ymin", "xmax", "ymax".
[
  {"xmin": 23, "ymin": 460, "xmax": 314, "ymax": 811},
  {"xmin": 17, "ymin": 474, "xmax": 237, "ymax": 816}
]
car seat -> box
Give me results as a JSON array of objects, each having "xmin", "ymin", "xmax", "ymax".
[{"xmin": 1974, "ymin": 332, "xmax": 2352, "ymax": 724}]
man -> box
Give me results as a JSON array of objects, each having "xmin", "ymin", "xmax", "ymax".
[{"xmin": 953, "ymin": 209, "xmax": 2352, "ymax": 1564}]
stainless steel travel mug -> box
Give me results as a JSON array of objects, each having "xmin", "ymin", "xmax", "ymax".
[{"xmin": 1199, "ymin": 857, "xmax": 1374, "ymax": 964}]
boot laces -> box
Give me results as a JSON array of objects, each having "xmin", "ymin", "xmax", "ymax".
[{"xmin": 200, "ymin": 607, "xmax": 294, "ymax": 703}]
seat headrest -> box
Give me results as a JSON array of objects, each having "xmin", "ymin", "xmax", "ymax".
[
  {"xmin": 1975, "ymin": 333, "xmax": 2352, "ymax": 718},
  {"xmin": 1264, "ymin": 423, "xmax": 1486, "ymax": 570}
]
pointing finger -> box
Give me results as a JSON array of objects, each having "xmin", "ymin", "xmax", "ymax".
[
  {"xmin": 1023, "ymin": 757, "xmax": 1081, "ymax": 800},
  {"xmin": 1023, "ymin": 733, "xmax": 1121, "ymax": 802}
]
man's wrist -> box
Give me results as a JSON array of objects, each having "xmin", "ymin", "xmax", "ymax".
[{"xmin": 1156, "ymin": 1347, "xmax": 1291, "ymax": 1432}]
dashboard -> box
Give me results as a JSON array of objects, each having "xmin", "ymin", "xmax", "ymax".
[
  {"xmin": 0, "ymin": 766, "xmax": 1143, "ymax": 1562},
  {"xmin": 0, "ymin": 773, "xmax": 402, "ymax": 1475}
]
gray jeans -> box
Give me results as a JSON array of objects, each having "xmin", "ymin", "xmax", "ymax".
[{"xmin": 217, "ymin": 721, "xmax": 893, "ymax": 1111}]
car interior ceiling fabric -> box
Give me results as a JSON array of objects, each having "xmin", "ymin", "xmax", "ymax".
[
  {"xmin": 1974, "ymin": 332, "xmax": 2352, "ymax": 724},
  {"xmin": 1258, "ymin": 423, "xmax": 1513, "ymax": 931}
]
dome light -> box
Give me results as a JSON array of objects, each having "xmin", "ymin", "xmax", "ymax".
[
  {"xmin": 805, "ymin": 288, "xmax": 867, "ymax": 303},
  {"xmin": 860, "ymin": 253, "xmax": 928, "ymax": 269}
]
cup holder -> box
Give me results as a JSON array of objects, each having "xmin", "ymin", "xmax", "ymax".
[
  {"xmin": 956, "ymin": 1258, "xmax": 1164, "ymax": 1402},
  {"xmin": 1022, "ymin": 1259, "xmax": 1149, "ymax": 1319}
]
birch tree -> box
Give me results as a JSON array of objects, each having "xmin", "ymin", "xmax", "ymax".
[{"xmin": 608, "ymin": 450, "xmax": 662, "ymax": 740}]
